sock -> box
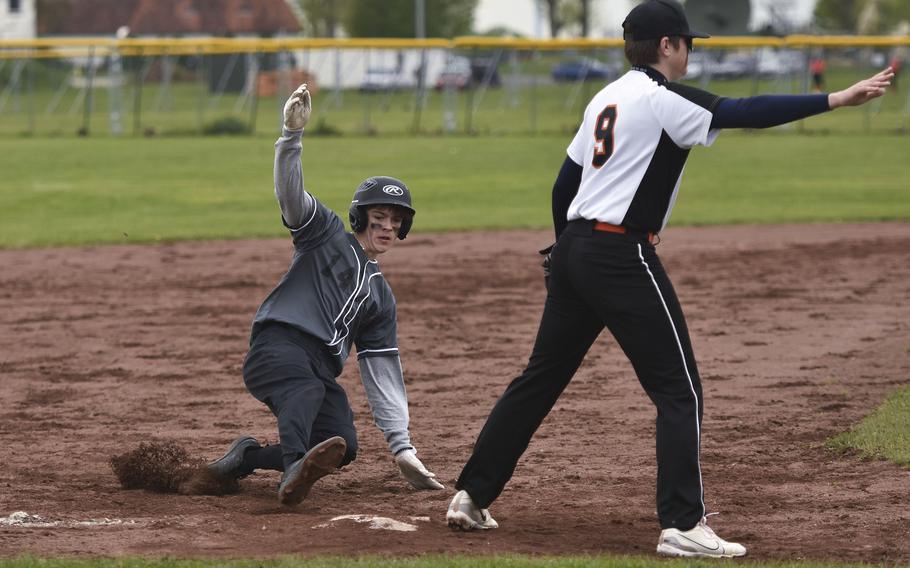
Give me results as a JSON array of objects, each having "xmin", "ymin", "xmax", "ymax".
[{"xmin": 243, "ymin": 444, "xmax": 285, "ymax": 472}]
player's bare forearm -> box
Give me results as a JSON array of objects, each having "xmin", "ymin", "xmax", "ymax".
[{"xmin": 828, "ymin": 67, "xmax": 894, "ymax": 109}]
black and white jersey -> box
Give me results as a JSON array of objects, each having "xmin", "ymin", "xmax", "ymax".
[
  {"xmin": 566, "ymin": 67, "xmax": 721, "ymax": 233},
  {"xmin": 251, "ymin": 197, "xmax": 399, "ymax": 377}
]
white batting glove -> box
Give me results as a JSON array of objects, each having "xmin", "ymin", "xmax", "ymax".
[
  {"xmin": 283, "ymin": 83, "xmax": 312, "ymax": 131},
  {"xmin": 395, "ymin": 449, "xmax": 444, "ymax": 490}
]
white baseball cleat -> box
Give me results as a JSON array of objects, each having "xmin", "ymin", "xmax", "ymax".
[
  {"xmin": 446, "ymin": 490, "xmax": 498, "ymax": 530},
  {"xmin": 657, "ymin": 517, "xmax": 747, "ymax": 558}
]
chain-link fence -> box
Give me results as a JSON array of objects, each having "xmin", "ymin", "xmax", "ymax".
[{"xmin": 1, "ymin": 37, "xmax": 908, "ymax": 137}]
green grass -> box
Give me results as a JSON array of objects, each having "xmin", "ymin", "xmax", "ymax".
[
  {"xmin": 0, "ymin": 556, "xmax": 901, "ymax": 568},
  {"xmin": 829, "ymin": 385, "xmax": 910, "ymax": 467},
  {"xmin": 1, "ymin": 131, "xmax": 909, "ymax": 248}
]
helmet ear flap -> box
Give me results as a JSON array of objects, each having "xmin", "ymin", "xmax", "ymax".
[
  {"xmin": 397, "ymin": 215, "xmax": 412, "ymax": 240},
  {"xmin": 349, "ymin": 203, "xmax": 367, "ymax": 233}
]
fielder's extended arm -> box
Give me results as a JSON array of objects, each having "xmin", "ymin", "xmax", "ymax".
[{"xmin": 710, "ymin": 67, "xmax": 894, "ymax": 130}]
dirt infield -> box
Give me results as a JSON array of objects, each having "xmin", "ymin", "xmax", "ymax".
[{"xmin": 1, "ymin": 224, "xmax": 909, "ymax": 561}]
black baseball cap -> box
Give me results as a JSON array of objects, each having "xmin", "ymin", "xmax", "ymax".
[{"xmin": 622, "ymin": 0, "xmax": 710, "ymax": 41}]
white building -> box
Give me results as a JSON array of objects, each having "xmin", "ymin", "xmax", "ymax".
[
  {"xmin": 0, "ymin": 0, "xmax": 36, "ymax": 39},
  {"xmin": 474, "ymin": 0, "xmax": 818, "ymax": 38}
]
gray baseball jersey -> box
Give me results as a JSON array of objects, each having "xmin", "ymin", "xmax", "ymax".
[
  {"xmin": 251, "ymin": 128, "xmax": 413, "ymax": 455},
  {"xmin": 252, "ymin": 134, "xmax": 399, "ymax": 377}
]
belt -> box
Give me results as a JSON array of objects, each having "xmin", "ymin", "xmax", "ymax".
[{"xmin": 593, "ymin": 221, "xmax": 656, "ymax": 244}]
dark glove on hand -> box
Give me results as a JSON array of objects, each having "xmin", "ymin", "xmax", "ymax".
[{"xmin": 539, "ymin": 243, "xmax": 555, "ymax": 290}]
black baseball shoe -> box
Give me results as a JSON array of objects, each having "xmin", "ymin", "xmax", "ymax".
[
  {"xmin": 277, "ymin": 436, "xmax": 346, "ymax": 506},
  {"xmin": 207, "ymin": 436, "xmax": 260, "ymax": 479}
]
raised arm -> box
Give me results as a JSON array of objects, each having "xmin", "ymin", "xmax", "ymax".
[
  {"xmin": 358, "ymin": 355, "xmax": 444, "ymax": 490},
  {"xmin": 274, "ymin": 84, "xmax": 316, "ymax": 230},
  {"xmin": 710, "ymin": 67, "xmax": 893, "ymax": 130}
]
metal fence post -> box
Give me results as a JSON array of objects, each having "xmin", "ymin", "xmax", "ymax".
[
  {"xmin": 464, "ymin": 48, "xmax": 476, "ymax": 134},
  {"xmin": 81, "ymin": 46, "xmax": 96, "ymax": 136},
  {"xmin": 530, "ymin": 49, "xmax": 539, "ymax": 135},
  {"xmin": 27, "ymin": 56, "xmax": 35, "ymax": 135},
  {"xmin": 248, "ymin": 52, "xmax": 260, "ymax": 135},
  {"xmin": 196, "ymin": 49, "xmax": 206, "ymax": 135},
  {"xmin": 132, "ymin": 51, "xmax": 145, "ymax": 136}
]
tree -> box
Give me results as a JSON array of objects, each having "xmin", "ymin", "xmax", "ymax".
[
  {"xmin": 343, "ymin": 0, "xmax": 477, "ymax": 38},
  {"xmin": 298, "ymin": 0, "xmax": 348, "ymax": 38},
  {"xmin": 580, "ymin": 0, "xmax": 591, "ymax": 37},
  {"xmin": 538, "ymin": 0, "xmax": 592, "ymax": 38},
  {"xmin": 539, "ymin": 0, "xmax": 564, "ymax": 38},
  {"xmin": 814, "ymin": 0, "xmax": 910, "ymax": 33},
  {"xmin": 880, "ymin": 0, "xmax": 910, "ymax": 29}
]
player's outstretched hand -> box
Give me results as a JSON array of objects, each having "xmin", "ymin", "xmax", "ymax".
[
  {"xmin": 829, "ymin": 67, "xmax": 894, "ymax": 108},
  {"xmin": 283, "ymin": 83, "xmax": 312, "ymax": 131},
  {"xmin": 395, "ymin": 449, "xmax": 445, "ymax": 490}
]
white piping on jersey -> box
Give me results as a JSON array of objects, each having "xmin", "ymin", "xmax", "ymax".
[
  {"xmin": 344, "ymin": 272, "xmax": 381, "ymax": 328},
  {"xmin": 284, "ymin": 190, "xmax": 318, "ymax": 233},
  {"xmin": 358, "ymin": 347, "xmax": 398, "ymax": 354},
  {"xmin": 298, "ymin": 193, "xmax": 318, "ymax": 230},
  {"xmin": 636, "ymin": 243, "xmax": 705, "ymax": 518},
  {"xmin": 330, "ymin": 245, "xmax": 364, "ymax": 333},
  {"xmin": 328, "ymin": 244, "xmax": 380, "ymax": 356},
  {"xmin": 332, "ymin": 271, "xmax": 382, "ymax": 356}
]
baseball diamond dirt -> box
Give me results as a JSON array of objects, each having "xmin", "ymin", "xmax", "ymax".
[{"xmin": 1, "ymin": 224, "xmax": 909, "ymax": 561}]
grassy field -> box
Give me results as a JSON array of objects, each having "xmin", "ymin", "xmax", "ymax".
[
  {"xmin": 1, "ymin": 131, "xmax": 909, "ymax": 248},
  {"xmin": 829, "ymin": 386, "xmax": 910, "ymax": 467}
]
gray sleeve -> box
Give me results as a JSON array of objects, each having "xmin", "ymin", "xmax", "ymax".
[
  {"xmin": 274, "ymin": 127, "xmax": 317, "ymax": 230},
  {"xmin": 358, "ymin": 354, "xmax": 414, "ymax": 456}
]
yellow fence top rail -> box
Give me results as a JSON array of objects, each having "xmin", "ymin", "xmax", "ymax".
[{"xmin": 1, "ymin": 35, "xmax": 909, "ymax": 56}]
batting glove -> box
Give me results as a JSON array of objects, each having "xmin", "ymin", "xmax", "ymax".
[
  {"xmin": 395, "ymin": 449, "xmax": 444, "ymax": 490},
  {"xmin": 283, "ymin": 83, "xmax": 312, "ymax": 131}
]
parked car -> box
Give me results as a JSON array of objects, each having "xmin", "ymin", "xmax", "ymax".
[
  {"xmin": 684, "ymin": 49, "xmax": 804, "ymax": 81},
  {"xmin": 551, "ymin": 58, "xmax": 621, "ymax": 82},
  {"xmin": 470, "ymin": 56, "xmax": 501, "ymax": 87},
  {"xmin": 360, "ymin": 68, "xmax": 412, "ymax": 92},
  {"xmin": 434, "ymin": 58, "xmax": 473, "ymax": 91}
]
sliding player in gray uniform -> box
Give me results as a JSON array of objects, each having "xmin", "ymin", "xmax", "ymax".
[
  {"xmin": 209, "ymin": 84, "xmax": 444, "ymax": 505},
  {"xmin": 446, "ymin": 0, "xmax": 893, "ymax": 558}
]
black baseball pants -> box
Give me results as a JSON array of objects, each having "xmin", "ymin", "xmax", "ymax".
[
  {"xmin": 243, "ymin": 322, "xmax": 359, "ymax": 470},
  {"xmin": 456, "ymin": 220, "xmax": 705, "ymax": 530}
]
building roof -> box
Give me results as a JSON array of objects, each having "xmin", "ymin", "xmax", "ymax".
[{"xmin": 38, "ymin": 0, "xmax": 301, "ymax": 36}]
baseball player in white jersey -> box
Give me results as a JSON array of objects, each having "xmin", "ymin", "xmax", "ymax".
[
  {"xmin": 208, "ymin": 84, "xmax": 444, "ymax": 505},
  {"xmin": 446, "ymin": 0, "xmax": 892, "ymax": 558}
]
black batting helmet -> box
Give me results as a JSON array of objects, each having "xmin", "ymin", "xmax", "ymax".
[{"xmin": 348, "ymin": 176, "xmax": 415, "ymax": 240}]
